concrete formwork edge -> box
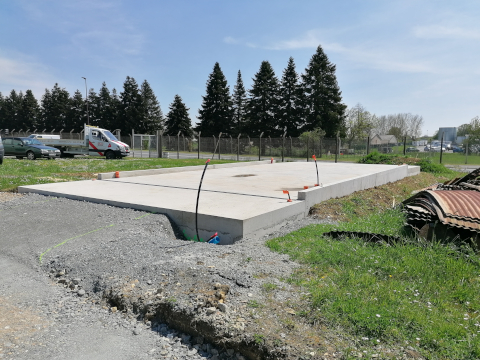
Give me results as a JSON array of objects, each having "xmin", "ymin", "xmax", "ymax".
[{"xmin": 97, "ymin": 160, "xmax": 273, "ymax": 180}]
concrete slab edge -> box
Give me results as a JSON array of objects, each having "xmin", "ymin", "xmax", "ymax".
[
  {"xmin": 97, "ymin": 160, "xmax": 273, "ymax": 180},
  {"xmin": 298, "ymin": 165, "xmax": 410, "ymax": 212}
]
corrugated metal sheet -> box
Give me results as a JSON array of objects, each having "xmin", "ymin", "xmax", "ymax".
[{"xmin": 402, "ymin": 168, "xmax": 480, "ymax": 236}]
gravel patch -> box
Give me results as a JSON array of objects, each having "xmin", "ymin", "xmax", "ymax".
[{"xmin": 1, "ymin": 193, "xmax": 424, "ymax": 359}]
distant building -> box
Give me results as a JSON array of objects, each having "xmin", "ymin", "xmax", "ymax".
[
  {"xmin": 370, "ymin": 134, "xmax": 397, "ymax": 145},
  {"xmin": 437, "ymin": 127, "xmax": 457, "ymax": 142}
]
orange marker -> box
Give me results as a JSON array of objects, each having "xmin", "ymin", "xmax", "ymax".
[
  {"xmin": 283, "ymin": 190, "xmax": 292, "ymax": 202},
  {"xmin": 115, "ymin": 171, "xmax": 120, "ymax": 178}
]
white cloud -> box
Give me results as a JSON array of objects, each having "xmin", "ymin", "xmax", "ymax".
[
  {"xmin": 413, "ymin": 25, "xmax": 480, "ymax": 40},
  {"xmin": 254, "ymin": 30, "xmax": 437, "ymax": 74},
  {"xmin": 0, "ymin": 52, "xmax": 55, "ymax": 97},
  {"xmin": 223, "ymin": 36, "xmax": 239, "ymax": 44}
]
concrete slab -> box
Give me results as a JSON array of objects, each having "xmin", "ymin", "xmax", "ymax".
[{"xmin": 18, "ymin": 162, "xmax": 419, "ymax": 244}]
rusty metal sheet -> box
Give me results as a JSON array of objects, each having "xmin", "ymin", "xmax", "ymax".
[{"xmin": 424, "ymin": 190, "xmax": 480, "ymax": 231}]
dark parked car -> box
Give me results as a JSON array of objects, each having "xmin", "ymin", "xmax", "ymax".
[
  {"xmin": 406, "ymin": 147, "xmax": 419, "ymax": 152},
  {"xmin": 2, "ymin": 137, "xmax": 60, "ymax": 160},
  {"xmin": 452, "ymin": 146, "xmax": 464, "ymax": 153},
  {"xmin": 0, "ymin": 134, "xmax": 4, "ymax": 164}
]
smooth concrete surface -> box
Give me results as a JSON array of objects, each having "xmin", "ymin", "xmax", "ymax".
[
  {"xmin": 97, "ymin": 160, "xmax": 273, "ymax": 179},
  {"xmin": 18, "ymin": 162, "xmax": 416, "ymax": 244}
]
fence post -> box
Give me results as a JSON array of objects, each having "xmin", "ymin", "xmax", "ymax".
[
  {"xmin": 465, "ymin": 136, "xmax": 469, "ymax": 164},
  {"xmin": 237, "ymin": 133, "xmax": 241, "ymax": 161},
  {"xmin": 440, "ymin": 133, "xmax": 444, "ymax": 164},
  {"xmin": 403, "ymin": 136, "xmax": 406, "ymax": 156},
  {"xmin": 218, "ymin": 132, "xmax": 222, "ymax": 160},
  {"xmin": 289, "ymin": 136, "xmax": 292, "ymax": 157},
  {"xmin": 335, "ymin": 132, "xmax": 339, "ymax": 163},
  {"xmin": 282, "ymin": 132, "xmax": 286, "ymax": 162},
  {"xmin": 132, "ymin": 129, "xmax": 135, "ymax": 157},
  {"xmin": 319, "ymin": 137, "xmax": 323, "ymax": 158},
  {"xmin": 177, "ymin": 131, "xmax": 181, "ymax": 159},
  {"xmin": 197, "ymin": 131, "xmax": 201, "ymax": 159},
  {"xmin": 259, "ymin": 132, "xmax": 264, "ymax": 161},
  {"xmin": 213, "ymin": 135, "xmax": 216, "ymax": 157},
  {"xmin": 306, "ymin": 137, "xmax": 309, "ymax": 162},
  {"xmin": 230, "ymin": 135, "xmax": 233, "ymax": 156},
  {"xmin": 158, "ymin": 130, "xmax": 164, "ymax": 158},
  {"xmin": 182, "ymin": 134, "xmax": 185, "ymax": 152},
  {"xmin": 367, "ymin": 136, "xmax": 370, "ymax": 155}
]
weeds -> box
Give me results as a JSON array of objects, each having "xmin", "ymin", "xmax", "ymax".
[{"xmin": 267, "ymin": 207, "xmax": 480, "ymax": 359}]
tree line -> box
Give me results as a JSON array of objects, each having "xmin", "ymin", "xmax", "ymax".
[
  {"xmin": 0, "ymin": 45, "xmax": 347, "ymax": 139},
  {"xmin": 344, "ymin": 103, "xmax": 425, "ymax": 147}
]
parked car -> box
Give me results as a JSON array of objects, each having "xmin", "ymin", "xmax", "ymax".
[
  {"xmin": 0, "ymin": 134, "xmax": 4, "ymax": 165},
  {"xmin": 452, "ymin": 146, "xmax": 464, "ymax": 153},
  {"xmin": 2, "ymin": 137, "xmax": 61, "ymax": 160},
  {"xmin": 424, "ymin": 146, "xmax": 431, "ymax": 151},
  {"xmin": 406, "ymin": 147, "xmax": 419, "ymax": 152},
  {"xmin": 431, "ymin": 146, "xmax": 446, "ymax": 152}
]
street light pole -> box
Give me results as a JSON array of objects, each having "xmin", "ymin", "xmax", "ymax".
[{"xmin": 81, "ymin": 77, "xmax": 90, "ymax": 126}]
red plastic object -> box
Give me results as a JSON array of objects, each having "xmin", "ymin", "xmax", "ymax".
[
  {"xmin": 271, "ymin": 157, "xmax": 273, "ymax": 163},
  {"xmin": 304, "ymin": 186, "xmax": 309, "ymax": 189},
  {"xmin": 115, "ymin": 171, "xmax": 120, "ymax": 178},
  {"xmin": 312, "ymin": 155, "xmax": 316, "ymax": 160},
  {"xmin": 206, "ymin": 159, "xmax": 211, "ymax": 164}
]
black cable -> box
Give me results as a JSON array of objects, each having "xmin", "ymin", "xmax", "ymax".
[{"xmin": 195, "ymin": 159, "xmax": 210, "ymax": 242}]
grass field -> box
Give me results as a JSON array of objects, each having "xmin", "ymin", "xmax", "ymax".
[
  {"xmin": 0, "ymin": 157, "xmax": 234, "ymax": 191},
  {"xmin": 267, "ymin": 169, "xmax": 480, "ymax": 359}
]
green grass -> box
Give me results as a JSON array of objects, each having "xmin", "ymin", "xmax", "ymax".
[
  {"xmin": 0, "ymin": 157, "xmax": 235, "ymax": 191},
  {"xmin": 267, "ymin": 208, "xmax": 480, "ymax": 359}
]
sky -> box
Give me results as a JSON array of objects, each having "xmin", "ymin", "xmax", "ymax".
[{"xmin": 1, "ymin": 0, "xmax": 479, "ymax": 136}]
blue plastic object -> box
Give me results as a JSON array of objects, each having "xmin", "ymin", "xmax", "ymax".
[{"xmin": 208, "ymin": 236, "xmax": 220, "ymax": 244}]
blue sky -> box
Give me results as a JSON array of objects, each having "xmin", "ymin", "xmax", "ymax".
[{"xmin": 1, "ymin": 0, "xmax": 479, "ymax": 136}]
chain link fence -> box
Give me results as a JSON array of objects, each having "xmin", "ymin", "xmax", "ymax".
[{"xmin": 4, "ymin": 128, "xmax": 478, "ymax": 164}]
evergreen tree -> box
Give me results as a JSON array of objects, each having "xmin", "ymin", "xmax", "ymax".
[
  {"xmin": 19, "ymin": 90, "xmax": 40, "ymax": 130},
  {"xmin": 232, "ymin": 70, "xmax": 247, "ymax": 135},
  {"xmin": 0, "ymin": 92, "xmax": 5, "ymax": 131},
  {"xmin": 196, "ymin": 62, "xmax": 233, "ymax": 136},
  {"xmin": 246, "ymin": 61, "xmax": 280, "ymax": 136},
  {"xmin": 140, "ymin": 80, "xmax": 164, "ymax": 133},
  {"xmin": 278, "ymin": 57, "xmax": 303, "ymax": 137},
  {"xmin": 41, "ymin": 83, "xmax": 70, "ymax": 131},
  {"xmin": 110, "ymin": 88, "xmax": 121, "ymax": 131},
  {"xmin": 3, "ymin": 90, "xmax": 23, "ymax": 132},
  {"xmin": 301, "ymin": 45, "xmax": 346, "ymax": 138},
  {"xmin": 165, "ymin": 95, "xmax": 193, "ymax": 137},
  {"xmin": 87, "ymin": 88, "xmax": 100, "ymax": 127},
  {"xmin": 66, "ymin": 90, "xmax": 86, "ymax": 131},
  {"xmin": 97, "ymin": 82, "xmax": 117, "ymax": 130},
  {"xmin": 119, "ymin": 76, "xmax": 142, "ymax": 135}
]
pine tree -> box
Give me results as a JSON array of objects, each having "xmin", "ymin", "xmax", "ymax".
[
  {"xmin": 87, "ymin": 88, "xmax": 100, "ymax": 127},
  {"xmin": 246, "ymin": 61, "xmax": 280, "ymax": 136},
  {"xmin": 41, "ymin": 84, "xmax": 70, "ymax": 131},
  {"xmin": 19, "ymin": 90, "xmax": 40, "ymax": 131},
  {"xmin": 119, "ymin": 76, "xmax": 142, "ymax": 135},
  {"xmin": 196, "ymin": 62, "xmax": 233, "ymax": 137},
  {"xmin": 140, "ymin": 80, "xmax": 164, "ymax": 134},
  {"xmin": 3, "ymin": 90, "xmax": 23, "ymax": 132},
  {"xmin": 232, "ymin": 70, "xmax": 247, "ymax": 135},
  {"xmin": 165, "ymin": 95, "xmax": 193, "ymax": 137},
  {"xmin": 278, "ymin": 57, "xmax": 303, "ymax": 137},
  {"xmin": 66, "ymin": 90, "xmax": 86, "ymax": 131},
  {"xmin": 0, "ymin": 92, "xmax": 5, "ymax": 131},
  {"xmin": 301, "ymin": 45, "xmax": 346, "ymax": 138},
  {"xmin": 97, "ymin": 82, "xmax": 116, "ymax": 130},
  {"xmin": 111, "ymin": 88, "xmax": 121, "ymax": 130}
]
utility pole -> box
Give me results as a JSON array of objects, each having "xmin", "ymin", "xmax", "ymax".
[{"xmin": 81, "ymin": 77, "xmax": 89, "ymax": 126}]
